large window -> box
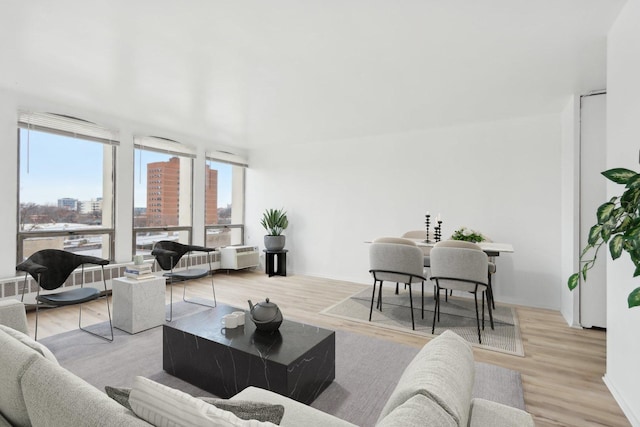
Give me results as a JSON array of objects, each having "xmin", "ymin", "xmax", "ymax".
[
  {"xmin": 205, "ymin": 157, "xmax": 246, "ymax": 248},
  {"xmin": 17, "ymin": 112, "xmax": 117, "ymax": 262},
  {"xmin": 133, "ymin": 138, "xmax": 194, "ymax": 257}
]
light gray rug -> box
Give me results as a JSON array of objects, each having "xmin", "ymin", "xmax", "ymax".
[
  {"xmin": 321, "ymin": 287, "xmax": 524, "ymax": 356},
  {"xmin": 40, "ymin": 302, "xmax": 525, "ymax": 427}
]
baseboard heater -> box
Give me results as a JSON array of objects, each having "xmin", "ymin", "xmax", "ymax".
[{"xmin": 219, "ymin": 245, "xmax": 260, "ymax": 270}]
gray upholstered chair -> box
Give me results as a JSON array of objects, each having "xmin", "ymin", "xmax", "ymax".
[
  {"xmin": 369, "ymin": 237, "xmax": 427, "ymax": 330},
  {"xmin": 435, "ymin": 239, "xmax": 496, "ymax": 307},
  {"xmin": 430, "ymin": 242, "xmax": 494, "ymax": 343}
]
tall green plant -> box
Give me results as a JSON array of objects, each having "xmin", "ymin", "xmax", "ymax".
[
  {"xmin": 260, "ymin": 208, "xmax": 289, "ymax": 236},
  {"xmin": 568, "ymin": 168, "xmax": 640, "ymax": 308}
]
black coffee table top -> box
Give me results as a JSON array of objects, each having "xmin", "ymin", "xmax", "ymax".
[{"xmin": 165, "ymin": 304, "xmax": 334, "ymax": 365}]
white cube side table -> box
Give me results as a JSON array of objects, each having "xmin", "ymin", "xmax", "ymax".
[{"xmin": 112, "ymin": 276, "xmax": 166, "ymax": 334}]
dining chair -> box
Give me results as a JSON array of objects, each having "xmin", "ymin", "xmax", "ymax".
[
  {"xmin": 151, "ymin": 241, "xmax": 217, "ymax": 322},
  {"xmin": 435, "ymin": 239, "xmax": 496, "ymax": 307},
  {"xmin": 430, "ymin": 243, "xmax": 494, "ymax": 343},
  {"xmin": 369, "ymin": 237, "xmax": 427, "ymax": 330},
  {"xmin": 16, "ymin": 249, "xmax": 113, "ymax": 341}
]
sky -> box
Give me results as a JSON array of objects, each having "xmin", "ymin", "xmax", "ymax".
[{"xmin": 19, "ymin": 129, "xmax": 233, "ymax": 208}]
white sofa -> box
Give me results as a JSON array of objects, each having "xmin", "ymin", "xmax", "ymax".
[{"xmin": 0, "ymin": 299, "xmax": 533, "ymax": 426}]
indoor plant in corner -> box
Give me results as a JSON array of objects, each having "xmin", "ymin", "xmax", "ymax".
[
  {"xmin": 261, "ymin": 208, "xmax": 289, "ymax": 251},
  {"xmin": 568, "ymin": 168, "xmax": 640, "ymax": 308}
]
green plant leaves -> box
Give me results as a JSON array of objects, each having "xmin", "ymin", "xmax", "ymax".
[
  {"xmin": 260, "ymin": 208, "xmax": 288, "ymax": 236},
  {"xmin": 571, "ymin": 167, "xmax": 640, "ymax": 309},
  {"xmin": 596, "ymin": 202, "xmax": 615, "ymax": 224},
  {"xmin": 610, "ymin": 235, "xmax": 624, "ymax": 260},
  {"xmin": 629, "ymin": 287, "xmax": 640, "ymax": 308},
  {"xmin": 588, "ymin": 224, "xmax": 603, "ymax": 245},
  {"xmin": 568, "ymin": 273, "xmax": 579, "ymax": 290},
  {"xmin": 603, "ymin": 168, "xmax": 637, "ymax": 184}
]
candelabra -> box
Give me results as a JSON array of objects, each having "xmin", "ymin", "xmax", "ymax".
[
  {"xmin": 424, "ymin": 214, "xmax": 431, "ymax": 242},
  {"xmin": 435, "ymin": 221, "xmax": 442, "ymax": 242}
]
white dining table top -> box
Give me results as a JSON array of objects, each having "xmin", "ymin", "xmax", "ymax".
[{"xmin": 410, "ymin": 239, "xmax": 514, "ymax": 253}]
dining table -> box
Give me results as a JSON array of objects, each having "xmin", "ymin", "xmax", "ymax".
[{"xmin": 409, "ymin": 239, "xmax": 514, "ymax": 257}]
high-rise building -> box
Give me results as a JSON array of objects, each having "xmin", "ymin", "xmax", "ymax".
[
  {"xmin": 145, "ymin": 157, "xmax": 218, "ymax": 227},
  {"xmin": 205, "ymin": 165, "xmax": 218, "ymax": 224},
  {"xmin": 147, "ymin": 157, "xmax": 180, "ymax": 226}
]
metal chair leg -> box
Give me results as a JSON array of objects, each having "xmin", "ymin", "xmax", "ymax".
[
  {"xmin": 475, "ymin": 293, "xmax": 481, "ymax": 343},
  {"xmin": 78, "ymin": 266, "xmax": 113, "ymax": 342},
  {"xmin": 369, "ymin": 280, "xmax": 377, "ymax": 321},
  {"xmin": 181, "ymin": 256, "xmax": 217, "ymax": 311},
  {"xmin": 432, "ymin": 286, "xmax": 439, "ymax": 334},
  {"xmin": 408, "ymin": 283, "xmax": 415, "ymax": 330},
  {"xmin": 421, "ymin": 281, "xmax": 424, "ymax": 319}
]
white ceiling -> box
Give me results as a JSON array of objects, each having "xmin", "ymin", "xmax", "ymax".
[{"xmin": 0, "ymin": 0, "xmax": 626, "ymax": 152}]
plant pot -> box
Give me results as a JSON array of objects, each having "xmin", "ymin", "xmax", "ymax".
[{"xmin": 264, "ymin": 235, "xmax": 286, "ymax": 251}]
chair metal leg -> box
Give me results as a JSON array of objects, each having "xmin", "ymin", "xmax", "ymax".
[
  {"xmin": 408, "ymin": 283, "xmax": 415, "ymax": 330},
  {"xmin": 175, "ymin": 254, "xmax": 218, "ymax": 322},
  {"xmin": 34, "ymin": 290, "xmax": 40, "ymax": 341},
  {"xmin": 78, "ymin": 267, "xmax": 113, "ymax": 342},
  {"xmin": 481, "ymin": 291, "xmax": 485, "ymax": 330},
  {"xmin": 421, "ymin": 281, "xmax": 424, "ymax": 319},
  {"xmin": 487, "ymin": 290, "xmax": 495, "ymax": 330},
  {"xmin": 166, "ymin": 277, "xmax": 174, "ymax": 322},
  {"xmin": 369, "ymin": 280, "xmax": 378, "ymax": 321},
  {"xmin": 488, "ymin": 272, "xmax": 496, "ymax": 310},
  {"xmin": 395, "ymin": 282, "xmax": 399, "ymax": 294},
  {"xmin": 474, "ymin": 292, "xmax": 481, "ymax": 343},
  {"xmin": 182, "ymin": 276, "xmax": 217, "ymax": 309},
  {"xmin": 432, "ymin": 286, "xmax": 439, "ymax": 334},
  {"xmin": 376, "ymin": 280, "xmax": 384, "ymax": 311}
]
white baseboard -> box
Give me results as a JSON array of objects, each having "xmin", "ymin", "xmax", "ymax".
[{"xmin": 603, "ymin": 374, "xmax": 640, "ymax": 427}]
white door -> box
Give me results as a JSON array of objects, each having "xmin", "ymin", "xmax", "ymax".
[{"xmin": 579, "ymin": 93, "xmax": 607, "ymax": 329}]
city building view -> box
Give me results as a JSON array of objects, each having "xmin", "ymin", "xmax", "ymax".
[{"xmin": 19, "ymin": 128, "xmax": 236, "ymax": 259}]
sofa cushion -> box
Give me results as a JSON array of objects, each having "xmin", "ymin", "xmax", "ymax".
[
  {"xmin": 232, "ymin": 386, "xmax": 357, "ymax": 427},
  {"xmin": 377, "ymin": 330, "xmax": 475, "ymax": 426},
  {"xmin": 376, "ymin": 393, "xmax": 456, "ymax": 427},
  {"xmin": 129, "ymin": 376, "xmax": 278, "ymax": 427},
  {"xmin": 0, "ymin": 300, "xmax": 29, "ymax": 335},
  {"xmin": 105, "ymin": 386, "xmax": 285, "ymax": 424},
  {"xmin": 0, "ymin": 324, "xmax": 58, "ymax": 363},
  {"xmin": 0, "ymin": 328, "xmax": 42, "ymax": 427},
  {"xmin": 0, "ymin": 412, "xmax": 12, "ymax": 427},
  {"xmin": 469, "ymin": 398, "xmax": 534, "ymax": 427},
  {"xmin": 20, "ymin": 356, "xmax": 149, "ymax": 426}
]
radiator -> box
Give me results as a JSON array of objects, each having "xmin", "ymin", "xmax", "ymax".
[{"xmin": 219, "ymin": 245, "xmax": 260, "ymax": 270}]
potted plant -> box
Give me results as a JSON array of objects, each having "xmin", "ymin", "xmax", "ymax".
[
  {"xmin": 261, "ymin": 208, "xmax": 289, "ymax": 251},
  {"xmin": 568, "ymin": 168, "xmax": 640, "ymax": 308},
  {"xmin": 451, "ymin": 226, "xmax": 485, "ymax": 243}
]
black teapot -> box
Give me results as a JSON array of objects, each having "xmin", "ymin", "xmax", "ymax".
[{"xmin": 247, "ymin": 298, "xmax": 283, "ymax": 332}]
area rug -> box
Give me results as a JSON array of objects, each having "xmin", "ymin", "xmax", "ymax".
[
  {"xmin": 40, "ymin": 302, "xmax": 525, "ymax": 427},
  {"xmin": 321, "ymin": 286, "xmax": 524, "ymax": 357}
]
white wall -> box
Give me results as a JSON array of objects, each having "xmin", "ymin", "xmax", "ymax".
[
  {"xmin": 560, "ymin": 95, "xmax": 581, "ymax": 326},
  {"xmin": 246, "ymin": 114, "xmax": 563, "ymax": 309},
  {"xmin": 605, "ymin": 0, "xmax": 640, "ymax": 424}
]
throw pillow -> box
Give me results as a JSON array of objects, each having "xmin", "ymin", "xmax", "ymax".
[
  {"xmin": 199, "ymin": 398, "xmax": 284, "ymax": 425},
  {"xmin": 0, "ymin": 324, "xmax": 58, "ymax": 363},
  {"xmin": 128, "ymin": 376, "xmax": 279, "ymax": 427},
  {"xmin": 105, "ymin": 386, "xmax": 284, "ymax": 424},
  {"xmin": 105, "ymin": 386, "xmax": 133, "ymax": 411}
]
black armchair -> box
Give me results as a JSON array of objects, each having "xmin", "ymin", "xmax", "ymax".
[
  {"xmin": 16, "ymin": 249, "xmax": 113, "ymax": 341},
  {"xmin": 151, "ymin": 241, "xmax": 217, "ymax": 321}
]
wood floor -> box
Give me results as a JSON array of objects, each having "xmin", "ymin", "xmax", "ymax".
[{"xmin": 26, "ymin": 271, "xmax": 630, "ymax": 427}]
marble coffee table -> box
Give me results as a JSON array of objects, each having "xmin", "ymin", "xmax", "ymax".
[{"xmin": 162, "ymin": 304, "xmax": 335, "ymax": 404}]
